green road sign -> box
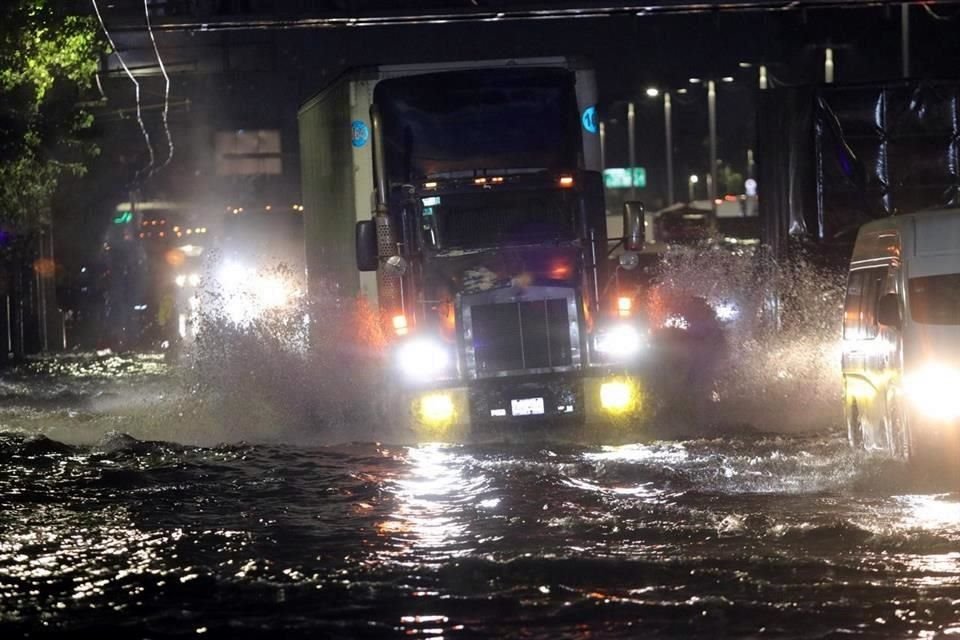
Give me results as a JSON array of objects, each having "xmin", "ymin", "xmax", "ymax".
[
  {"xmin": 603, "ymin": 167, "xmax": 647, "ymax": 189},
  {"xmin": 112, "ymin": 211, "xmax": 133, "ymax": 224}
]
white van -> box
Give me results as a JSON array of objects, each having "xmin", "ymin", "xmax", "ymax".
[{"xmin": 841, "ymin": 207, "xmax": 960, "ymax": 460}]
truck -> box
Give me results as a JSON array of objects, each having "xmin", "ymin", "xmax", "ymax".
[
  {"xmin": 298, "ymin": 57, "xmax": 650, "ymax": 435},
  {"xmin": 758, "ymin": 80, "xmax": 960, "ymax": 268}
]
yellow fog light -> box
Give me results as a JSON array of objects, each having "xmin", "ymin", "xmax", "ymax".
[
  {"xmin": 418, "ymin": 392, "xmax": 455, "ymax": 427},
  {"xmin": 600, "ymin": 379, "xmax": 638, "ymax": 414}
]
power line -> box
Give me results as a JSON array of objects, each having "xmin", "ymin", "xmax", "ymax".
[
  {"xmin": 143, "ymin": 0, "xmax": 174, "ymax": 174},
  {"xmin": 91, "ymin": 0, "xmax": 155, "ymax": 179}
]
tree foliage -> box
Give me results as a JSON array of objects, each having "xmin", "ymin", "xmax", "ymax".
[{"xmin": 0, "ymin": 0, "xmax": 102, "ymax": 229}]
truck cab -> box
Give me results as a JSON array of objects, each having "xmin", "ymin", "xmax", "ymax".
[{"xmin": 842, "ymin": 207, "xmax": 960, "ymax": 461}]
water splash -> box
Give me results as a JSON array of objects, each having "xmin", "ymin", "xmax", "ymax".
[{"xmin": 644, "ymin": 245, "xmax": 847, "ymax": 435}]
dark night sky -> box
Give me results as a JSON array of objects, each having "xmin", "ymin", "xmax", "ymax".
[{"xmin": 55, "ymin": 3, "xmax": 960, "ymax": 270}]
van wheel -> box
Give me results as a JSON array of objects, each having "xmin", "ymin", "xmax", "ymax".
[
  {"xmin": 848, "ymin": 401, "xmax": 864, "ymax": 450},
  {"xmin": 886, "ymin": 400, "xmax": 909, "ymax": 460}
]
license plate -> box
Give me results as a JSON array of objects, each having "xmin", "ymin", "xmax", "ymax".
[{"xmin": 511, "ymin": 397, "xmax": 545, "ymax": 416}]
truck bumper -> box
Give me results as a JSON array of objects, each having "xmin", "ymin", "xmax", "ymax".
[{"xmin": 403, "ymin": 368, "xmax": 649, "ymax": 438}]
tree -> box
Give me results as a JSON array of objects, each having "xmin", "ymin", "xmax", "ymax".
[{"xmin": 0, "ymin": 0, "xmax": 102, "ymax": 230}]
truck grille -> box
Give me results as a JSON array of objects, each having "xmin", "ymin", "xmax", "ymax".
[{"xmin": 470, "ymin": 298, "xmax": 572, "ymax": 374}]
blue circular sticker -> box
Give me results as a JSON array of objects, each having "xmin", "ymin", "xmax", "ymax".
[
  {"xmin": 581, "ymin": 105, "xmax": 597, "ymax": 134},
  {"xmin": 351, "ymin": 120, "xmax": 369, "ymax": 148}
]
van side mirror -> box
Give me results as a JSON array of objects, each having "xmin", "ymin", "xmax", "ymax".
[
  {"xmin": 355, "ymin": 220, "xmax": 378, "ymax": 272},
  {"xmin": 623, "ymin": 201, "xmax": 645, "ymax": 251},
  {"xmin": 877, "ymin": 293, "xmax": 901, "ymax": 328}
]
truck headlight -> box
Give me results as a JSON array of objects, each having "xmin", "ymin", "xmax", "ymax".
[
  {"xmin": 396, "ymin": 337, "xmax": 451, "ymax": 381},
  {"xmin": 594, "ymin": 324, "xmax": 644, "ymax": 358},
  {"xmin": 906, "ymin": 364, "xmax": 960, "ymax": 420}
]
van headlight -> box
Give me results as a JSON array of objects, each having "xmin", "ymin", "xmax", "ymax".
[
  {"xmin": 396, "ymin": 337, "xmax": 451, "ymax": 381},
  {"xmin": 906, "ymin": 364, "xmax": 960, "ymax": 420},
  {"xmin": 594, "ymin": 324, "xmax": 644, "ymax": 358}
]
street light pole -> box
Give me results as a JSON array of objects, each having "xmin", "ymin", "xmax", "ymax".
[
  {"xmin": 599, "ymin": 120, "xmax": 606, "ymax": 172},
  {"xmin": 901, "ymin": 3, "xmax": 910, "ymax": 78},
  {"xmin": 627, "ymin": 101, "xmax": 637, "ymax": 202},
  {"xmin": 707, "ymin": 80, "xmax": 717, "ymax": 213},
  {"xmin": 664, "ymin": 91, "xmax": 674, "ymax": 205}
]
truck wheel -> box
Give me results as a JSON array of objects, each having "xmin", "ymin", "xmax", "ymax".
[{"xmin": 847, "ymin": 401, "xmax": 864, "ymax": 450}]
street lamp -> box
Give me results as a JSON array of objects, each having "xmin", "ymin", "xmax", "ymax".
[
  {"xmin": 645, "ymin": 86, "xmax": 674, "ymax": 206},
  {"xmin": 688, "ymin": 174, "xmax": 698, "ymax": 202},
  {"xmin": 689, "ymin": 76, "xmax": 733, "ymax": 214}
]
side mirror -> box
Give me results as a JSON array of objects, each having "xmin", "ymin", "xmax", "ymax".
[
  {"xmin": 877, "ymin": 292, "xmax": 901, "ymax": 328},
  {"xmin": 623, "ymin": 201, "xmax": 645, "ymax": 251},
  {"xmin": 355, "ymin": 220, "xmax": 378, "ymax": 272}
]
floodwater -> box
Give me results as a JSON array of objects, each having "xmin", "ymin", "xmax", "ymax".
[{"xmin": 0, "ymin": 353, "xmax": 958, "ymax": 638}]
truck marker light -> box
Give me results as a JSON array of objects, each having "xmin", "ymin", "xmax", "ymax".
[
  {"xmin": 392, "ymin": 314, "xmax": 409, "ymax": 336},
  {"xmin": 559, "ymin": 176, "xmax": 575, "ymax": 187},
  {"xmin": 423, "ymin": 181, "xmax": 438, "ymax": 189},
  {"xmin": 491, "ymin": 176, "xmax": 504, "ymax": 183},
  {"xmin": 474, "ymin": 177, "xmax": 487, "ymax": 185},
  {"xmin": 617, "ymin": 296, "xmax": 632, "ymax": 317}
]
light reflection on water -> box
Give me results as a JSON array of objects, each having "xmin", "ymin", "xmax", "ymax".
[
  {"xmin": 377, "ymin": 444, "xmax": 480, "ymax": 558},
  {"xmin": 896, "ymin": 493, "xmax": 960, "ymax": 530},
  {"xmin": 0, "ymin": 348, "xmax": 959, "ymax": 637}
]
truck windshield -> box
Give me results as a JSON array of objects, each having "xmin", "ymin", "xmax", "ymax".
[
  {"xmin": 909, "ymin": 274, "xmax": 960, "ymax": 325},
  {"xmin": 375, "ymin": 67, "xmax": 580, "ymax": 183},
  {"xmin": 422, "ymin": 188, "xmax": 577, "ymax": 250}
]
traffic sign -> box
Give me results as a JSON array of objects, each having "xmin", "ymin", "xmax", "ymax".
[{"xmin": 603, "ymin": 167, "xmax": 646, "ymax": 189}]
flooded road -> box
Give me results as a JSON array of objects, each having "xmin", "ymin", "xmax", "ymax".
[{"xmin": 0, "ymin": 354, "xmax": 958, "ymax": 638}]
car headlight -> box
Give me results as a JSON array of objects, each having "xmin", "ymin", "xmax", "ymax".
[
  {"xmin": 594, "ymin": 324, "xmax": 644, "ymax": 358},
  {"xmin": 396, "ymin": 337, "xmax": 451, "ymax": 381},
  {"xmin": 906, "ymin": 363, "xmax": 960, "ymax": 420}
]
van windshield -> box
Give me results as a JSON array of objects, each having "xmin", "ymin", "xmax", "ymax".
[{"xmin": 909, "ymin": 274, "xmax": 960, "ymax": 325}]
